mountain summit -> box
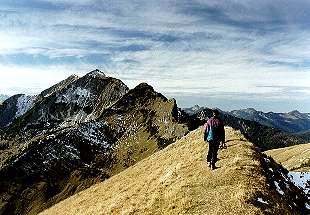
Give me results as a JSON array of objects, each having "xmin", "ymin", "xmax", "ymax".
[
  {"xmin": 84, "ymin": 69, "xmax": 106, "ymax": 79},
  {"xmin": 0, "ymin": 71, "xmax": 189, "ymax": 215},
  {"xmin": 5, "ymin": 70, "xmax": 129, "ymax": 131}
]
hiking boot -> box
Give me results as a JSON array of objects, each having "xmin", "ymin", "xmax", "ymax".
[{"xmin": 211, "ymin": 165, "xmax": 217, "ymax": 170}]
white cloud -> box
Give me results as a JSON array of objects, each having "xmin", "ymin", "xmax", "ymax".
[
  {"xmin": 0, "ymin": 64, "xmax": 89, "ymax": 95},
  {"xmin": 0, "ymin": 0, "xmax": 310, "ymax": 111}
]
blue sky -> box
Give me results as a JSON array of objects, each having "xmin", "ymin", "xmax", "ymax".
[{"xmin": 0, "ymin": 0, "xmax": 310, "ymax": 112}]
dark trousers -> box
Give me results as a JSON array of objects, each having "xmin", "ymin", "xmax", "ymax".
[{"xmin": 207, "ymin": 140, "xmax": 220, "ymax": 166}]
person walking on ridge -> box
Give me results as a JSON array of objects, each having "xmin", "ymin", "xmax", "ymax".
[{"xmin": 204, "ymin": 109, "xmax": 225, "ymax": 170}]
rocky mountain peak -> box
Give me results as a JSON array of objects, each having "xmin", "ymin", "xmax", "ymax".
[
  {"xmin": 229, "ymin": 107, "xmax": 310, "ymax": 134},
  {"xmin": 288, "ymin": 110, "xmax": 301, "ymax": 115},
  {"xmin": 0, "ymin": 71, "xmax": 189, "ymax": 215},
  {"xmin": 134, "ymin": 82, "xmax": 155, "ymax": 91},
  {"xmin": 40, "ymin": 74, "xmax": 79, "ymax": 98},
  {"xmin": 245, "ymin": 107, "xmax": 257, "ymax": 112},
  {"xmin": 84, "ymin": 69, "xmax": 106, "ymax": 79},
  {"xmin": 3, "ymin": 72, "xmax": 129, "ymax": 131},
  {"xmin": 192, "ymin": 104, "xmax": 201, "ymax": 111}
]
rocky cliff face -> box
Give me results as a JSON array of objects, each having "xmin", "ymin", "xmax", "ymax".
[
  {"xmin": 99, "ymin": 83, "xmax": 188, "ymax": 172},
  {"xmin": 39, "ymin": 75, "xmax": 79, "ymax": 99},
  {"xmin": 0, "ymin": 70, "xmax": 189, "ymax": 215}
]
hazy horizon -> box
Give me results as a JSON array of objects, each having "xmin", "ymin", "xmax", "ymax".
[{"xmin": 1, "ymin": 1, "xmax": 310, "ymax": 112}]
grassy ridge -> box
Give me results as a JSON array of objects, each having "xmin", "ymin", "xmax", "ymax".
[
  {"xmin": 265, "ymin": 143, "xmax": 310, "ymax": 172},
  {"xmin": 40, "ymin": 127, "xmax": 308, "ymax": 215}
]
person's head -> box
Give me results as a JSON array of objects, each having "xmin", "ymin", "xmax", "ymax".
[{"xmin": 212, "ymin": 109, "xmax": 220, "ymax": 117}]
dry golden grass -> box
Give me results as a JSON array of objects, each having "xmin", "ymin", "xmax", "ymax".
[
  {"xmin": 265, "ymin": 143, "xmax": 310, "ymax": 172},
  {"xmin": 40, "ymin": 127, "xmax": 296, "ymax": 215}
]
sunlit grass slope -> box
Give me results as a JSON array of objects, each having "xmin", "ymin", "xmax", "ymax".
[
  {"xmin": 40, "ymin": 127, "xmax": 304, "ymax": 215},
  {"xmin": 265, "ymin": 143, "xmax": 310, "ymax": 172}
]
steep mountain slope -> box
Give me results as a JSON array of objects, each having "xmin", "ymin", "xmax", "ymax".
[
  {"xmin": 297, "ymin": 130, "xmax": 310, "ymax": 142},
  {"xmin": 40, "ymin": 127, "xmax": 309, "ymax": 215},
  {"xmin": 0, "ymin": 94, "xmax": 36, "ymax": 127},
  {"xmin": 182, "ymin": 105, "xmax": 204, "ymax": 115},
  {"xmin": 39, "ymin": 75, "xmax": 79, "ymax": 98},
  {"xmin": 0, "ymin": 75, "xmax": 79, "ymax": 128},
  {"xmin": 99, "ymin": 83, "xmax": 188, "ymax": 173},
  {"xmin": 8, "ymin": 70, "xmax": 129, "ymax": 132},
  {"xmin": 265, "ymin": 143, "xmax": 310, "ymax": 172},
  {"xmin": 0, "ymin": 71, "xmax": 189, "ymax": 215},
  {"xmin": 189, "ymin": 108, "xmax": 306, "ymax": 151},
  {"xmin": 230, "ymin": 108, "xmax": 310, "ymax": 133}
]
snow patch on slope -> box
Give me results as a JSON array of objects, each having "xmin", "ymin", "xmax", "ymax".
[
  {"xmin": 56, "ymin": 87, "xmax": 91, "ymax": 106},
  {"xmin": 86, "ymin": 70, "xmax": 106, "ymax": 79},
  {"xmin": 15, "ymin": 95, "xmax": 36, "ymax": 117},
  {"xmin": 257, "ymin": 197, "xmax": 269, "ymax": 204},
  {"xmin": 77, "ymin": 122, "xmax": 113, "ymax": 149},
  {"xmin": 288, "ymin": 172, "xmax": 310, "ymax": 196},
  {"xmin": 274, "ymin": 181, "xmax": 284, "ymax": 195}
]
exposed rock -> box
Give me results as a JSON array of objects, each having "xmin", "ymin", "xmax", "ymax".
[
  {"xmin": 7, "ymin": 70, "xmax": 129, "ymax": 132},
  {"xmin": 0, "ymin": 72, "xmax": 188, "ymax": 215}
]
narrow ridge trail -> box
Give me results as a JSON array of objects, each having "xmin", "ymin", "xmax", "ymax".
[{"xmin": 40, "ymin": 127, "xmax": 308, "ymax": 215}]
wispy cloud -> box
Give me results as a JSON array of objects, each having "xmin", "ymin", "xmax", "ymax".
[{"xmin": 0, "ymin": 0, "xmax": 310, "ymax": 112}]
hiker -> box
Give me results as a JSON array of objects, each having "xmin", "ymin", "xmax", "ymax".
[{"xmin": 203, "ymin": 109, "xmax": 225, "ymax": 170}]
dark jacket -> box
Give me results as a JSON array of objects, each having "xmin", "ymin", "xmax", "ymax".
[{"xmin": 204, "ymin": 116, "xmax": 225, "ymax": 142}]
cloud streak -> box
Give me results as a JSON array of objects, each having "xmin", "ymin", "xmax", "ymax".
[{"xmin": 0, "ymin": 0, "xmax": 310, "ymax": 112}]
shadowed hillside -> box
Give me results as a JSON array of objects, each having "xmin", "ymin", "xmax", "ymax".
[{"xmin": 40, "ymin": 127, "xmax": 309, "ymax": 215}]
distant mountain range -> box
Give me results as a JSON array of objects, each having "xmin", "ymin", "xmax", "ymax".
[
  {"xmin": 230, "ymin": 108, "xmax": 310, "ymax": 133},
  {"xmin": 184, "ymin": 105, "xmax": 310, "ymax": 137},
  {"xmin": 183, "ymin": 107, "xmax": 306, "ymax": 151},
  {"xmin": 0, "ymin": 71, "xmax": 308, "ymax": 214}
]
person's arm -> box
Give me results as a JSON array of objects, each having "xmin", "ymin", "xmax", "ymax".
[
  {"xmin": 221, "ymin": 122, "xmax": 225, "ymax": 143},
  {"xmin": 203, "ymin": 123, "xmax": 207, "ymax": 132},
  {"xmin": 204, "ymin": 122, "xmax": 210, "ymax": 141}
]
